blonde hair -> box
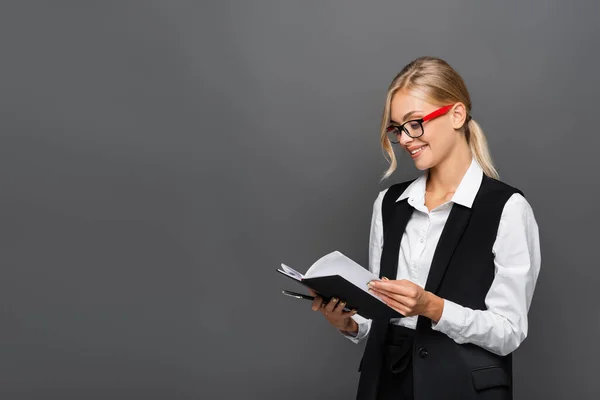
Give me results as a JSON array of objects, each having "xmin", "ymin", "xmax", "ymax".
[{"xmin": 379, "ymin": 56, "xmax": 499, "ymax": 181}]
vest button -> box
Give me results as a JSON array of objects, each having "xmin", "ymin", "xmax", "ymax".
[{"xmin": 418, "ymin": 347, "xmax": 428, "ymax": 358}]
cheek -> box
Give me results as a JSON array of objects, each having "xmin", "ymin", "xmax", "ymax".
[
  {"xmin": 424, "ymin": 128, "xmax": 454, "ymax": 151},
  {"xmin": 422, "ymin": 132, "xmax": 455, "ymax": 163}
]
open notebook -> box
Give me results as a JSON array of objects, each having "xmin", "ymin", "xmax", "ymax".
[{"xmin": 277, "ymin": 251, "xmax": 403, "ymax": 320}]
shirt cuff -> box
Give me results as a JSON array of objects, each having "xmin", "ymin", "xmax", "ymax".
[
  {"xmin": 339, "ymin": 315, "xmax": 370, "ymax": 344},
  {"xmin": 431, "ymin": 299, "xmax": 467, "ymax": 339}
]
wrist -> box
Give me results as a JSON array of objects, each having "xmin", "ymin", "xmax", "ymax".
[
  {"xmin": 424, "ymin": 291, "xmax": 444, "ymax": 323},
  {"xmin": 341, "ymin": 318, "xmax": 358, "ymax": 335}
]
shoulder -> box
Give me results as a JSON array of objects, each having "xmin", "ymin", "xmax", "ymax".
[
  {"xmin": 491, "ymin": 180, "xmax": 537, "ymax": 230},
  {"xmin": 477, "ymin": 176, "xmax": 528, "ymax": 216},
  {"xmin": 481, "ymin": 180, "xmax": 540, "ymax": 246},
  {"xmin": 371, "ymin": 177, "xmax": 417, "ymax": 213},
  {"xmin": 476, "ymin": 176, "xmax": 539, "ymax": 230},
  {"xmin": 494, "ymin": 191, "xmax": 540, "ymax": 253},
  {"xmin": 371, "ymin": 188, "xmax": 387, "ymax": 216},
  {"xmin": 502, "ymin": 192, "xmax": 537, "ymax": 223},
  {"xmin": 379, "ymin": 177, "xmax": 418, "ymax": 201},
  {"xmin": 482, "ymin": 175, "xmax": 525, "ymax": 197},
  {"xmin": 481, "ymin": 175, "xmax": 533, "ymax": 213}
]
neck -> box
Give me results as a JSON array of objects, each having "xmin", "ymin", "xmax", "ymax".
[{"xmin": 426, "ymin": 141, "xmax": 472, "ymax": 194}]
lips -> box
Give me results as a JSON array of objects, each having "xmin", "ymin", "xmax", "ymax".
[{"xmin": 408, "ymin": 145, "xmax": 428, "ymax": 155}]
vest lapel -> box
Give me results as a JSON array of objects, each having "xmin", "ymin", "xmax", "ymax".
[
  {"xmin": 379, "ymin": 199, "xmax": 414, "ymax": 279},
  {"xmin": 423, "ymin": 203, "xmax": 472, "ymax": 294}
]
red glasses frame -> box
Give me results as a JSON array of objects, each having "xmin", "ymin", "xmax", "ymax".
[{"xmin": 386, "ymin": 104, "xmax": 453, "ymax": 143}]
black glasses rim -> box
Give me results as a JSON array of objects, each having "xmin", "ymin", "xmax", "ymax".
[
  {"xmin": 387, "ymin": 117, "xmax": 425, "ymax": 129},
  {"xmin": 386, "ymin": 120, "xmax": 425, "ymax": 142}
]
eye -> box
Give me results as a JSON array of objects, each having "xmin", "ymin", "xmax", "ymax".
[{"xmin": 407, "ymin": 121, "xmax": 420, "ymax": 130}]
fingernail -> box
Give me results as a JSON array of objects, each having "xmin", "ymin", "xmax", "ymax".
[
  {"xmin": 340, "ymin": 301, "xmax": 346, "ymax": 307},
  {"xmin": 382, "ymin": 277, "xmax": 389, "ymax": 281},
  {"xmin": 351, "ymin": 309, "xmax": 357, "ymax": 315},
  {"xmin": 368, "ymin": 281, "xmax": 375, "ymax": 287}
]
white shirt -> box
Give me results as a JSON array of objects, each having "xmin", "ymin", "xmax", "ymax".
[{"xmin": 341, "ymin": 158, "xmax": 541, "ymax": 357}]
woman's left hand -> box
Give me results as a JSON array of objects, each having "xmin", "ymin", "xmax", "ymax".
[{"xmin": 367, "ymin": 278, "xmax": 435, "ymax": 318}]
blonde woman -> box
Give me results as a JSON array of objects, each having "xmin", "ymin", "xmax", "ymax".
[{"xmin": 310, "ymin": 56, "xmax": 541, "ymax": 400}]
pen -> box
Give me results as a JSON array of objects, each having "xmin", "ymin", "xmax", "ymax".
[{"xmin": 281, "ymin": 290, "xmax": 352, "ymax": 312}]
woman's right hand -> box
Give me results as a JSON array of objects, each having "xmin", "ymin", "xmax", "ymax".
[{"xmin": 308, "ymin": 289, "xmax": 359, "ymax": 334}]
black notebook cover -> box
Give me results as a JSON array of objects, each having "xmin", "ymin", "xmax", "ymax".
[{"xmin": 277, "ymin": 270, "xmax": 404, "ymax": 320}]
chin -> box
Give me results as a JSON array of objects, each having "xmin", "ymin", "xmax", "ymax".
[{"xmin": 414, "ymin": 158, "xmax": 434, "ymax": 171}]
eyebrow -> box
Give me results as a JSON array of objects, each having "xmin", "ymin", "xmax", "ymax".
[{"xmin": 390, "ymin": 110, "xmax": 421, "ymax": 125}]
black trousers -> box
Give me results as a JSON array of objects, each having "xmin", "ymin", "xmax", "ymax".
[{"xmin": 376, "ymin": 324, "xmax": 415, "ymax": 400}]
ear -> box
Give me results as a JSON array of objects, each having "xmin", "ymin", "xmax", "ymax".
[{"xmin": 450, "ymin": 102, "xmax": 468, "ymax": 129}]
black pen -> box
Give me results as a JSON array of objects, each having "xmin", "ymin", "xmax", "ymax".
[{"xmin": 281, "ymin": 290, "xmax": 352, "ymax": 312}]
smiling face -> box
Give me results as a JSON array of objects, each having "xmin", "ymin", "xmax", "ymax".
[{"xmin": 389, "ymin": 89, "xmax": 467, "ymax": 171}]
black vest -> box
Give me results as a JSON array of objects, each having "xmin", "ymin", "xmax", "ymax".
[{"xmin": 357, "ymin": 174, "xmax": 524, "ymax": 400}]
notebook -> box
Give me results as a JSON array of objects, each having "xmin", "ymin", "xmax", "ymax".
[{"xmin": 277, "ymin": 251, "xmax": 403, "ymax": 320}]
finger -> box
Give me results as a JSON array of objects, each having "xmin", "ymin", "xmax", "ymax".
[
  {"xmin": 371, "ymin": 287, "xmax": 415, "ymax": 306},
  {"xmin": 374, "ymin": 288, "xmax": 411, "ymax": 304},
  {"xmin": 369, "ymin": 280, "xmax": 412, "ymax": 294},
  {"xmin": 333, "ymin": 300, "xmax": 348, "ymax": 315},
  {"xmin": 311, "ymin": 294, "xmax": 324, "ymax": 311},
  {"xmin": 377, "ymin": 292, "xmax": 410, "ymax": 315},
  {"xmin": 370, "ymin": 289, "xmax": 411, "ymax": 316},
  {"xmin": 325, "ymin": 297, "xmax": 340, "ymax": 312},
  {"xmin": 369, "ymin": 280, "xmax": 417, "ymax": 297}
]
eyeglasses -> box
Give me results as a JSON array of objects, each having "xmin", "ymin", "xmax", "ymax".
[{"xmin": 386, "ymin": 104, "xmax": 453, "ymax": 143}]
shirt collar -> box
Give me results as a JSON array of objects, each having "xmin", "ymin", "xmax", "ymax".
[{"xmin": 396, "ymin": 157, "xmax": 483, "ymax": 209}]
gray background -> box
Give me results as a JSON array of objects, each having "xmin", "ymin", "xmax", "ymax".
[{"xmin": 0, "ymin": 1, "xmax": 597, "ymax": 399}]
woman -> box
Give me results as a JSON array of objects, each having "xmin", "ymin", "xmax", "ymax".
[{"xmin": 309, "ymin": 56, "xmax": 541, "ymax": 400}]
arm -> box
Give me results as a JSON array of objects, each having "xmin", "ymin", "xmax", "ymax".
[
  {"xmin": 431, "ymin": 193, "xmax": 541, "ymax": 356},
  {"xmin": 338, "ymin": 189, "xmax": 387, "ymax": 344}
]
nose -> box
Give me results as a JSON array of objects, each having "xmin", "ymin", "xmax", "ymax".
[{"xmin": 398, "ymin": 129, "xmax": 414, "ymax": 147}]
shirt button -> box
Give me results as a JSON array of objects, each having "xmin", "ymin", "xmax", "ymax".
[
  {"xmin": 418, "ymin": 347, "xmax": 428, "ymax": 358},
  {"xmin": 420, "ymin": 238, "xmax": 424, "ymax": 243}
]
